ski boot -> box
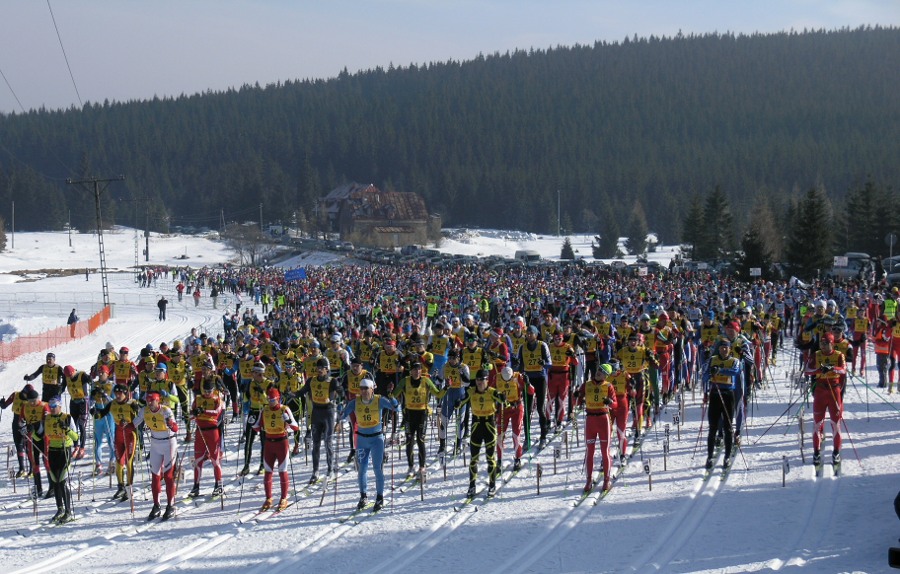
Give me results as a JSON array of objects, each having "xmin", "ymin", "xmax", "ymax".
[
  {"xmin": 601, "ymin": 478, "xmax": 611, "ymax": 492},
  {"xmin": 487, "ymin": 481, "xmax": 496, "ymax": 498},
  {"xmin": 346, "ymin": 450, "xmax": 357, "ymax": 464},
  {"xmin": 211, "ymin": 482, "xmax": 223, "ymax": 497},
  {"xmin": 406, "ymin": 466, "xmax": 416, "ymax": 479},
  {"xmin": 308, "ymin": 474, "xmax": 319, "ymax": 485},
  {"xmin": 466, "ymin": 484, "xmax": 476, "ymax": 499},
  {"xmin": 733, "ymin": 434, "xmax": 742, "ymax": 447},
  {"xmin": 705, "ymin": 457, "xmax": 714, "ymax": 471},
  {"xmin": 357, "ymin": 493, "xmax": 368, "ymax": 510},
  {"xmin": 148, "ymin": 503, "xmax": 161, "ymax": 520},
  {"xmin": 723, "ymin": 454, "xmax": 733, "ymax": 469},
  {"xmin": 113, "ymin": 483, "xmax": 126, "ymax": 501},
  {"xmin": 187, "ymin": 483, "xmax": 201, "ymax": 498},
  {"xmin": 15, "ymin": 468, "xmax": 27, "ymax": 479},
  {"xmin": 51, "ymin": 507, "xmax": 65, "ymax": 523},
  {"xmin": 291, "ymin": 443, "xmax": 300, "ymax": 457},
  {"xmin": 277, "ymin": 498, "xmax": 289, "ymax": 512},
  {"xmin": 832, "ymin": 450, "xmax": 841, "ymax": 464},
  {"xmin": 513, "ymin": 458, "xmax": 522, "ymax": 471},
  {"xmin": 812, "ymin": 450, "xmax": 822, "ymax": 466},
  {"xmin": 260, "ymin": 498, "xmax": 273, "ymax": 512},
  {"xmin": 256, "ymin": 463, "xmax": 265, "ymax": 476},
  {"xmin": 239, "ymin": 464, "xmax": 250, "ymax": 477},
  {"xmin": 57, "ymin": 511, "xmax": 75, "ymax": 524},
  {"xmin": 162, "ymin": 504, "xmax": 175, "ymax": 520},
  {"xmin": 373, "ymin": 494, "xmax": 384, "ymax": 512},
  {"xmin": 438, "ymin": 439, "xmax": 446, "ymax": 454}
]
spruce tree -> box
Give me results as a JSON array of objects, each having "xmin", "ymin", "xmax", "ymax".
[
  {"xmin": 561, "ymin": 237, "xmax": 575, "ymax": 260},
  {"xmin": 680, "ymin": 195, "xmax": 704, "ymax": 259},
  {"xmin": 592, "ymin": 216, "xmax": 621, "ymax": 258},
  {"xmin": 698, "ymin": 186, "xmax": 735, "ymax": 261},
  {"xmin": 784, "ymin": 188, "xmax": 834, "ymax": 280},
  {"xmin": 624, "ymin": 203, "xmax": 649, "ymax": 256}
]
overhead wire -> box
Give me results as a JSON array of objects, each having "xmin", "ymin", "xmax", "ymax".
[{"xmin": 46, "ymin": 0, "xmax": 83, "ymax": 108}]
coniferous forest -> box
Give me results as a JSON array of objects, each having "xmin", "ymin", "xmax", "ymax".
[{"xmin": 0, "ymin": 27, "xmax": 897, "ymax": 265}]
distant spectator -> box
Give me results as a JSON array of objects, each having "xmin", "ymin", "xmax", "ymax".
[
  {"xmin": 158, "ymin": 296, "xmax": 169, "ymax": 321},
  {"xmin": 67, "ymin": 309, "xmax": 79, "ymax": 338}
]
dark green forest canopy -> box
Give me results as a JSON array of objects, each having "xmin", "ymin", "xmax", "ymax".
[{"xmin": 0, "ymin": 27, "xmax": 897, "ymax": 242}]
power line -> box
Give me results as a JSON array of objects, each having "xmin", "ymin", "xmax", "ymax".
[
  {"xmin": 46, "ymin": 0, "xmax": 83, "ymax": 108},
  {"xmin": 0, "ymin": 66, "xmax": 27, "ymax": 114}
]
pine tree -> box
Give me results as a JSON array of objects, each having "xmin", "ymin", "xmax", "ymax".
[
  {"xmin": 680, "ymin": 195, "xmax": 704, "ymax": 259},
  {"xmin": 592, "ymin": 216, "xmax": 621, "ymax": 259},
  {"xmin": 624, "ymin": 203, "xmax": 649, "ymax": 256},
  {"xmin": 0, "ymin": 215, "xmax": 6, "ymax": 252},
  {"xmin": 736, "ymin": 226, "xmax": 773, "ymax": 280},
  {"xmin": 696, "ymin": 186, "xmax": 735, "ymax": 261},
  {"xmin": 784, "ymin": 187, "xmax": 834, "ymax": 280},
  {"xmin": 560, "ymin": 237, "xmax": 575, "ymax": 260}
]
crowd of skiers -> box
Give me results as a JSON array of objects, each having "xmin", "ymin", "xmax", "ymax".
[{"xmin": 3, "ymin": 262, "xmax": 895, "ymax": 522}]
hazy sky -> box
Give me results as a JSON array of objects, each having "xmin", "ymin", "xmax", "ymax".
[{"xmin": 0, "ymin": 1, "xmax": 897, "ymax": 114}]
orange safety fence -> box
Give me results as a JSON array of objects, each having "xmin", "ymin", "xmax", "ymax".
[{"xmin": 0, "ymin": 306, "xmax": 111, "ymax": 362}]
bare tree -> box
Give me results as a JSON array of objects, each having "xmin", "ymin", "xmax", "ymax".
[{"xmin": 223, "ymin": 223, "xmax": 278, "ymax": 266}]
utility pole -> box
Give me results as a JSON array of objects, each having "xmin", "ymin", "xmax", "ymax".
[
  {"xmin": 66, "ymin": 175, "xmax": 125, "ymax": 308},
  {"xmin": 557, "ymin": 189, "xmax": 561, "ymax": 237},
  {"xmin": 11, "ymin": 200, "xmax": 14, "ymax": 249},
  {"xmin": 259, "ymin": 203, "xmax": 263, "ymax": 232}
]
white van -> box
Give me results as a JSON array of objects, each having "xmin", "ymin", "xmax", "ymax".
[{"xmin": 514, "ymin": 250, "xmax": 541, "ymax": 263}]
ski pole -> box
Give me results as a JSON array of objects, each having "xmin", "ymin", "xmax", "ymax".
[{"xmin": 691, "ymin": 402, "xmax": 707, "ymax": 461}]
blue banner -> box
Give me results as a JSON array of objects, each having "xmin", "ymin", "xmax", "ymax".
[{"xmin": 284, "ymin": 268, "xmax": 307, "ymax": 282}]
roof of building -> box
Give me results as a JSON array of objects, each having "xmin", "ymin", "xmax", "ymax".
[{"xmin": 323, "ymin": 182, "xmax": 428, "ymax": 222}]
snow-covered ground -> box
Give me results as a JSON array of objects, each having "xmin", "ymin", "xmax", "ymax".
[{"xmin": 0, "ymin": 230, "xmax": 897, "ymax": 574}]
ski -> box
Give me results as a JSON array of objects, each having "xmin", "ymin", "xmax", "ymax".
[
  {"xmin": 702, "ymin": 447, "xmax": 725, "ymax": 481},
  {"xmin": 339, "ymin": 501, "xmax": 375, "ymax": 523},
  {"xmin": 814, "ymin": 460, "xmax": 824, "ymax": 479}
]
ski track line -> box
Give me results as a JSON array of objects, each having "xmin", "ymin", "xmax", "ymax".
[
  {"xmin": 361, "ymin": 431, "xmax": 571, "ymax": 574},
  {"xmin": 628, "ymin": 456, "xmax": 725, "ymax": 573},
  {"xmin": 132, "ymin": 531, "xmax": 235, "ymax": 574},
  {"xmin": 775, "ymin": 465, "xmax": 838, "ymax": 569},
  {"xmin": 147, "ymin": 461, "xmax": 357, "ymax": 574},
  {"xmin": 764, "ymin": 464, "xmax": 825, "ymax": 570},
  {"xmin": 492, "ymin": 470, "xmax": 613, "ymax": 574}
]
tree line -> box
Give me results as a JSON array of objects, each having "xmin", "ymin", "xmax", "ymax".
[{"xmin": 0, "ymin": 26, "xmax": 897, "ymax": 267}]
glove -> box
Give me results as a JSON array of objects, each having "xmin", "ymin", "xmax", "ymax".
[
  {"xmin": 603, "ymin": 397, "xmax": 613, "ymax": 407},
  {"xmin": 496, "ymin": 392, "xmax": 506, "ymax": 403},
  {"xmin": 709, "ymin": 366, "xmax": 719, "ymax": 376},
  {"xmin": 819, "ymin": 365, "xmax": 833, "ymax": 373},
  {"xmin": 23, "ymin": 374, "xmax": 29, "ymax": 381},
  {"xmin": 192, "ymin": 406, "xmax": 202, "ymax": 417},
  {"xmin": 527, "ymin": 384, "xmax": 535, "ymax": 396},
  {"xmin": 159, "ymin": 390, "xmax": 169, "ymax": 399}
]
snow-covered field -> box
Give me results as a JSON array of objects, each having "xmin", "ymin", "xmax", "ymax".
[{"xmin": 0, "ymin": 230, "xmax": 897, "ymax": 574}]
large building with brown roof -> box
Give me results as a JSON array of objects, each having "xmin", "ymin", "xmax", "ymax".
[{"xmin": 318, "ymin": 182, "xmax": 441, "ymax": 249}]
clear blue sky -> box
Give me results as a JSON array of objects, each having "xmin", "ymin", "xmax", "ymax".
[{"xmin": 1, "ymin": 0, "xmax": 897, "ymax": 114}]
